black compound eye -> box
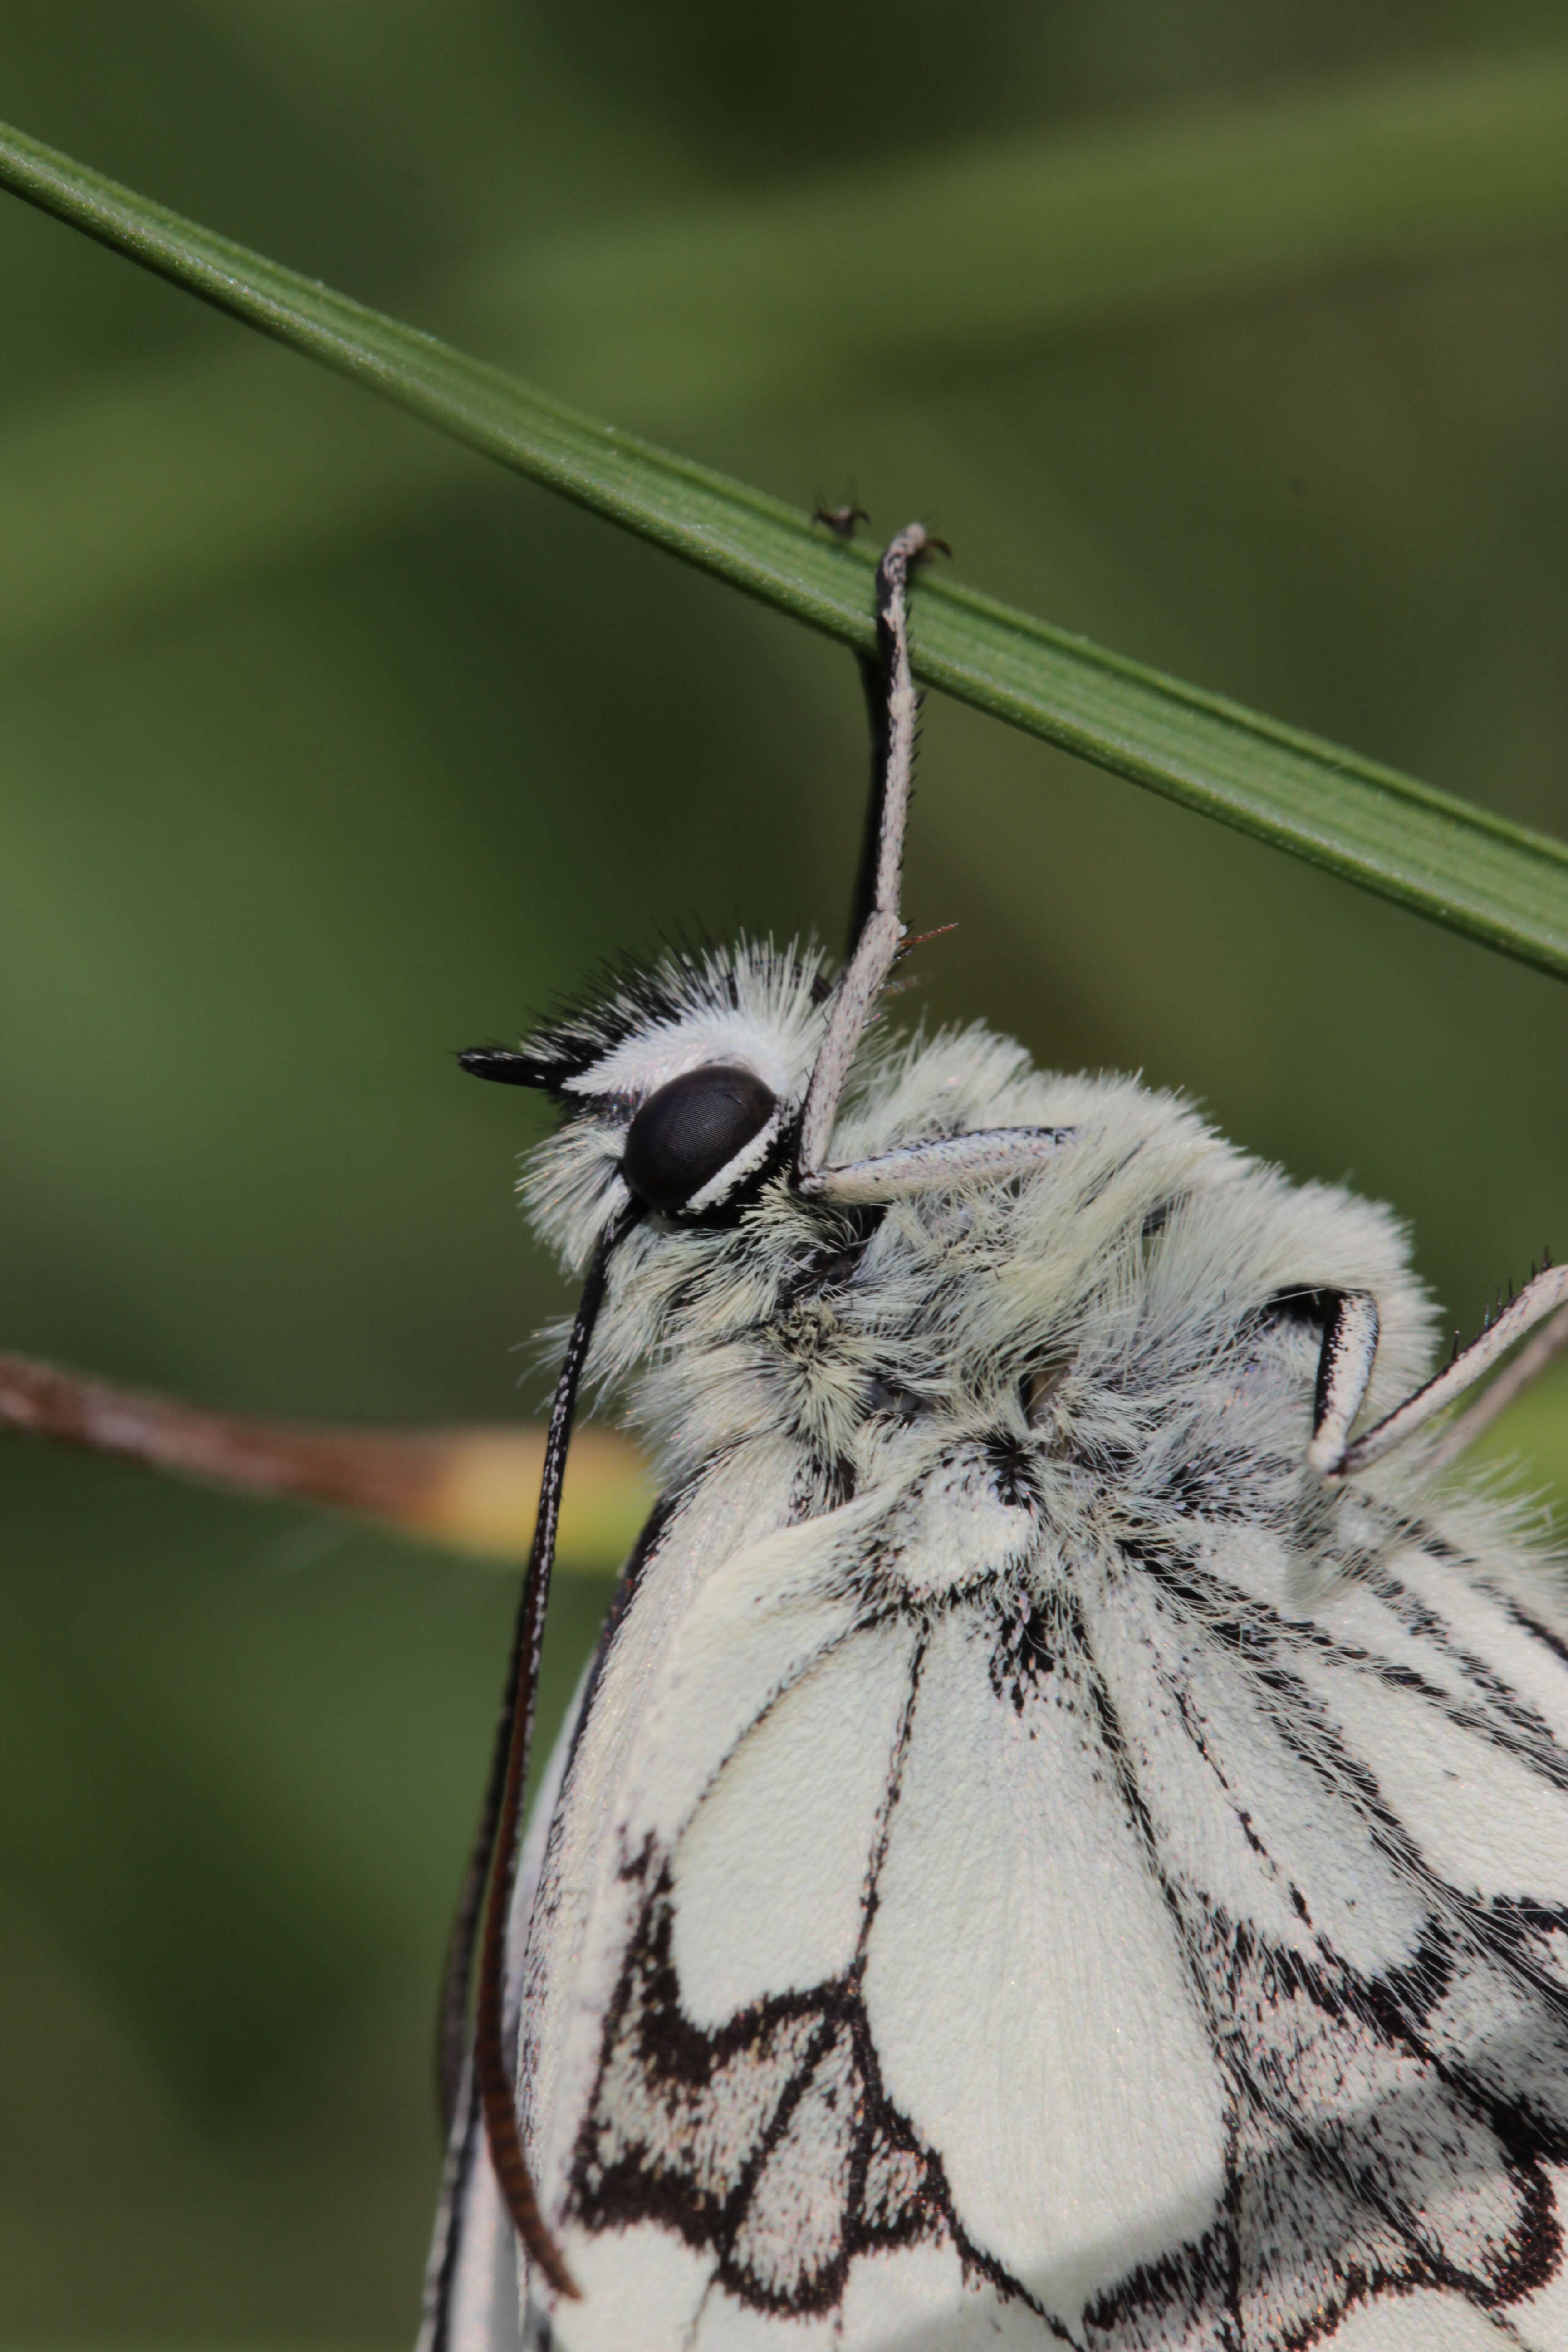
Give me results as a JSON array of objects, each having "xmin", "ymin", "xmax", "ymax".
[{"xmin": 622, "ymin": 1064, "xmax": 778, "ymax": 1213}]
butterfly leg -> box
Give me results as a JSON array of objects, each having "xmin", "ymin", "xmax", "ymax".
[
  {"xmin": 1305, "ymin": 1291, "xmax": 1382, "ymax": 1475},
  {"xmin": 1314, "ymin": 1262, "xmax": 1568, "ymax": 1478},
  {"xmin": 1426, "ymin": 1292, "xmax": 1568, "ymax": 1469},
  {"xmin": 799, "ymin": 523, "xmax": 932, "ymax": 1178},
  {"xmin": 800, "ymin": 1124, "xmax": 1075, "ymax": 1203}
]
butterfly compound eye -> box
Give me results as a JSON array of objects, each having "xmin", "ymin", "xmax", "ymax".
[{"xmin": 622, "ymin": 1064, "xmax": 777, "ymax": 1213}]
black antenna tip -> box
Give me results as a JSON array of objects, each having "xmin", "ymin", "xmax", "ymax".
[{"xmin": 458, "ymin": 1048, "xmax": 552, "ymax": 1088}]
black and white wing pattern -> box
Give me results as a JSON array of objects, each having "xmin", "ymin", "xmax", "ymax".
[{"xmin": 490, "ymin": 1425, "xmax": 1568, "ymax": 2352}]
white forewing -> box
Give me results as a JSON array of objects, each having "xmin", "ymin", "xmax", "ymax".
[
  {"xmin": 1509, "ymin": 2169, "xmax": 1568, "ymax": 2348},
  {"xmin": 692, "ymin": 2244, "xmax": 1059, "ymax": 2350},
  {"xmin": 862, "ymin": 1601, "xmax": 1227, "ymax": 2329},
  {"xmin": 671, "ymin": 1613, "xmax": 921, "ymax": 2027},
  {"xmin": 1081, "ymin": 1534, "xmax": 1430, "ymax": 1974},
  {"xmin": 439, "ymin": 2151, "xmax": 523, "ymax": 2352},
  {"xmin": 837, "ymin": 2244, "xmax": 1055, "ymax": 2351},
  {"xmin": 1382, "ymin": 1533, "xmax": 1568, "ymax": 1754},
  {"xmin": 521, "ymin": 1436, "xmax": 809, "ymax": 2215},
  {"xmin": 1297, "ymin": 1653, "xmax": 1568, "ymax": 1901},
  {"xmin": 1328, "ymin": 2293, "xmax": 1519, "ymax": 2348},
  {"xmin": 622, "ymin": 1491, "xmax": 897, "ymax": 1857},
  {"xmin": 556, "ymin": 2221, "xmax": 711, "ymax": 2351},
  {"xmin": 692, "ymin": 2299, "xmax": 837, "ymax": 2350}
]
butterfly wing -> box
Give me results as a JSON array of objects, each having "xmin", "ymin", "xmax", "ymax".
[
  {"xmin": 480, "ymin": 1440, "xmax": 1568, "ymax": 2352},
  {"xmin": 513, "ymin": 1433, "xmax": 1231, "ymax": 2347},
  {"xmin": 1073, "ymin": 1494, "xmax": 1568, "ymax": 2352}
]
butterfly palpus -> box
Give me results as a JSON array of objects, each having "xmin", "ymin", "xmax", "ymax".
[{"xmin": 430, "ymin": 524, "xmax": 1568, "ymax": 2351}]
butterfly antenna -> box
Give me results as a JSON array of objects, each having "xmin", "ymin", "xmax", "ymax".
[
  {"xmin": 801, "ymin": 523, "xmax": 935, "ymax": 1176},
  {"xmin": 436, "ymin": 1660, "xmax": 519, "ymax": 2128},
  {"xmin": 438, "ymin": 1201, "xmax": 637, "ymax": 2307},
  {"xmin": 846, "ymin": 647, "xmax": 892, "ymax": 958}
]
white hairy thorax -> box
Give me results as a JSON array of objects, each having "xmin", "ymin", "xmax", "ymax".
[{"xmin": 426, "ymin": 533, "xmax": 1568, "ymax": 2352}]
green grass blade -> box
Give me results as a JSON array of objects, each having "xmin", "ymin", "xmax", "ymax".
[
  {"xmin": 2, "ymin": 116, "xmax": 1567, "ymax": 977},
  {"xmin": 7, "ymin": 52, "xmax": 1568, "ymax": 659}
]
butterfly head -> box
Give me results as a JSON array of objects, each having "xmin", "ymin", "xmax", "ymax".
[{"xmin": 461, "ymin": 941, "xmax": 832, "ymax": 1263}]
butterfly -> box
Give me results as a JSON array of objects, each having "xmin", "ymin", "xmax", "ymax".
[{"xmin": 422, "ymin": 524, "xmax": 1568, "ymax": 2351}]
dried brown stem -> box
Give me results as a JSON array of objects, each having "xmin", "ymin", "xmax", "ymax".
[{"xmin": 0, "ymin": 1351, "xmax": 648, "ymax": 1562}]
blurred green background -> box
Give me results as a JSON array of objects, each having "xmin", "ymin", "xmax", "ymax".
[{"xmin": 3, "ymin": 2, "xmax": 1568, "ymax": 2343}]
